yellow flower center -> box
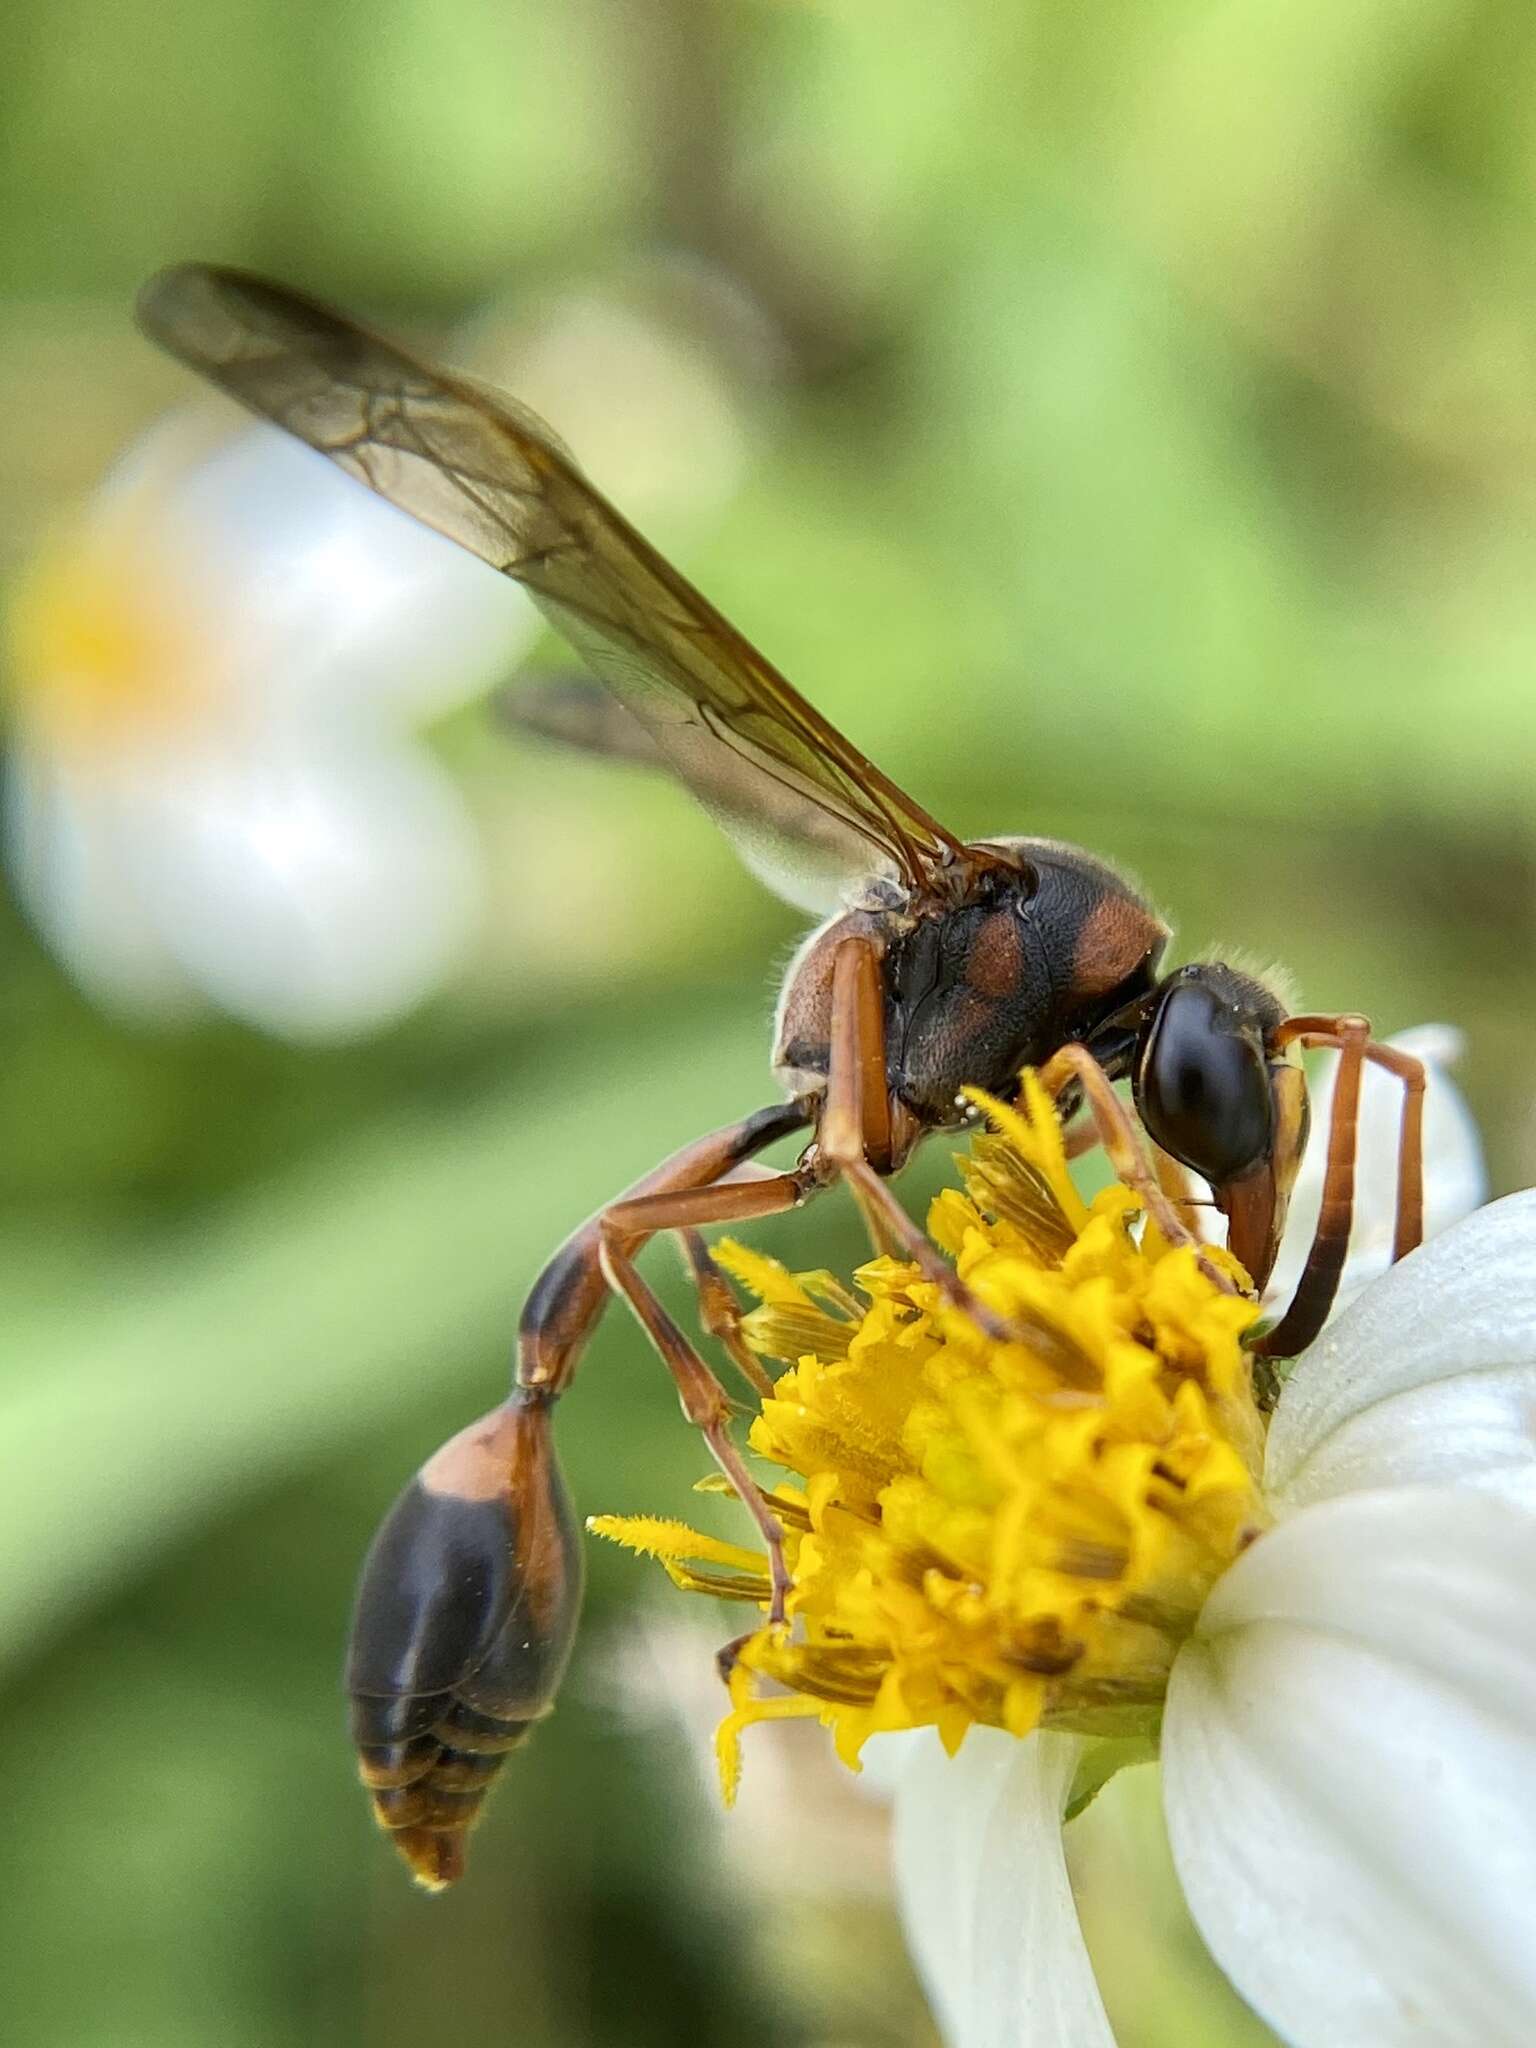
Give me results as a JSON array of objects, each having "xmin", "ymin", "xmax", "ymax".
[
  {"xmin": 4, "ymin": 517, "xmax": 212, "ymax": 757},
  {"xmin": 592, "ymin": 1074, "xmax": 1267, "ymax": 1800}
]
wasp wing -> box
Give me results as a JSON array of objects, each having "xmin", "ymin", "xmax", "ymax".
[
  {"xmin": 497, "ymin": 671, "xmax": 894, "ymax": 896},
  {"xmin": 137, "ymin": 264, "xmax": 965, "ymax": 912}
]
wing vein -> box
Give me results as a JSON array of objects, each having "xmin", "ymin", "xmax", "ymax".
[{"xmin": 136, "ymin": 262, "xmax": 970, "ymax": 913}]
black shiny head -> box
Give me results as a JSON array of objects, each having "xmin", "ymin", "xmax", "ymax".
[
  {"xmin": 1135, "ymin": 966, "xmax": 1282, "ymax": 1183},
  {"xmin": 1131, "ymin": 963, "xmax": 1306, "ymax": 1287}
]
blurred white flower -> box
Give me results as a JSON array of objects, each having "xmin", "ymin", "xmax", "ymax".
[
  {"xmin": 894, "ymin": 1188, "xmax": 1536, "ymax": 2048},
  {"xmin": 4, "ymin": 264, "xmax": 776, "ymax": 1040},
  {"xmin": 460, "ymin": 274, "xmax": 761, "ymax": 524},
  {"xmin": 4, "ymin": 409, "xmax": 535, "ymax": 1038}
]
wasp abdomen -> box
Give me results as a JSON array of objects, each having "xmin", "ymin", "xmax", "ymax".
[{"xmin": 345, "ymin": 1390, "xmax": 582, "ymax": 1890}]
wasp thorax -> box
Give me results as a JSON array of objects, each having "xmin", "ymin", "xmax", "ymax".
[
  {"xmin": 881, "ymin": 843, "xmax": 1167, "ymax": 1126},
  {"xmin": 773, "ymin": 843, "xmax": 1168, "ymax": 1137}
]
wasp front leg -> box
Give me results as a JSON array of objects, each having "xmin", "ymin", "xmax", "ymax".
[{"xmin": 1038, "ymin": 1041, "xmax": 1239, "ymax": 1295}]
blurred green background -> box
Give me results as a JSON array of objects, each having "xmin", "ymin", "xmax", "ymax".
[{"xmin": 3, "ymin": 3, "xmax": 1534, "ymax": 2044}]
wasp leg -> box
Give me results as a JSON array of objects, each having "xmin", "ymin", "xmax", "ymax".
[
  {"xmin": 820, "ymin": 936, "xmax": 1009, "ymax": 1333},
  {"xmin": 678, "ymin": 1223, "xmax": 777, "ymax": 1401},
  {"xmin": 347, "ymin": 1102, "xmax": 810, "ymax": 1890},
  {"xmin": 1254, "ymin": 1018, "xmax": 1426, "ymax": 1361},
  {"xmin": 1362, "ymin": 1040, "xmax": 1427, "ymax": 1263},
  {"xmin": 1038, "ymin": 1042, "xmax": 1238, "ymax": 1294},
  {"xmin": 598, "ymin": 1170, "xmax": 811, "ymax": 1623},
  {"xmin": 820, "ymin": 932, "xmax": 894, "ymax": 1172},
  {"xmin": 1252, "ymin": 1015, "xmax": 1370, "ymax": 1360},
  {"xmin": 812, "ymin": 935, "xmax": 903, "ymax": 1257},
  {"xmin": 517, "ymin": 1102, "xmax": 810, "ymax": 1397},
  {"xmin": 1063, "ymin": 1115, "xmax": 1100, "ymax": 1161},
  {"xmin": 814, "ymin": 940, "xmax": 1092, "ymax": 1383}
]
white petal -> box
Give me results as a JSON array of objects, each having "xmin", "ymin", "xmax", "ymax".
[
  {"xmin": 130, "ymin": 740, "xmax": 483, "ymax": 1039},
  {"xmin": 849, "ymin": 1725, "xmax": 929, "ymax": 1804},
  {"xmin": 4, "ymin": 751, "xmax": 203, "ymax": 1022},
  {"xmin": 91, "ymin": 402, "xmax": 236, "ymax": 521},
  {"xmin": 1164, "ymin": 1486, "xmax": 1536, "ymax": 2047},
  {"xmin": 893, "ymin": 1727, "xmax": 1116, "ymax": 2048},
  {"xmin": 1265, "ymin": 1025, "xmax": 1486, "ymax": 1313},
  {"xmin": 1266, "ymin": 1190, "xmax": 1536, "ymax": 1508},
  {"xmin": 1268, "ymin": 1367, "xmax": 1536, "ymax": 1516},
  {"xmin": 178, "ymin": 428, "xmax": 538, "ymax": 730}
]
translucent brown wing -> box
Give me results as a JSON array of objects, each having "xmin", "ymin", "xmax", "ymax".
[{"xmin": 136, "ymin": 263, "xmax": 966, "ymax": 911}]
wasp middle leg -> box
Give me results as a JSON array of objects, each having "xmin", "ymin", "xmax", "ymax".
[
  {"xmin": 811, "ymin": 939, "xmax": 1097, "ymax": 1384},
  {"xmin": 1036, "ymin": 1040, "xmax": 1238, "ymax": 1293},
  {"xmin": 594, "ymin": 1167, "xmax": 816, "ymax": 1620}
]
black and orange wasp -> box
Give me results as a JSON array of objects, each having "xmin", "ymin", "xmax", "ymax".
[{"xmin": 138, "ymin": 264, "xmax": 1425, "ymax": 1887}]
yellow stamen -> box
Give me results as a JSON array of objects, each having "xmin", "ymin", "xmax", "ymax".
[
  {"xmin": 593, "ymin": 1074, "xmax": 1268, "ymax": 1800},
  {"xmin": 585, "ymin": 1514, "xmax": 765, "ymax": 1575}
]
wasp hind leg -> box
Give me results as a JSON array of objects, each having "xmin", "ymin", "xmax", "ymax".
[
  {"xmin": 346, "ymin": 1102, "xmax": 811, "ymax": 1889},
  {"xmin": 596, "ymin": 1167, "xmax": 812, "ymax": 1621}
]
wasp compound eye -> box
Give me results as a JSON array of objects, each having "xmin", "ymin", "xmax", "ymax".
[
  {"xmin": 1137, "ymin": 980, "xmax": 1274, "ymax": 1185},
  {"xmin": 345, "ymin": 1391, "xmax": 582, "ymax": 1890}
]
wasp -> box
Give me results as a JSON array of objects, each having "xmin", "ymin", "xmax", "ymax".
[{"xmin": 138, "ymin": 264, "xmax": 1427, "ymax": 1888}]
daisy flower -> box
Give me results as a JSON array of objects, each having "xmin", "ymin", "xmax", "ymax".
[
  {"xmin": 596, "ymin": 1058, "xmax": 1536, "ymax": 2046},
  {"xmin": 2, "ymin": 408, "xmax": 533, "ymax": 1038}
]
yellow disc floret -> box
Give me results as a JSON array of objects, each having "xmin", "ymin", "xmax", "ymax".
[{"xmin": 591, "ymin": 1073, "xmax": 1266, "ymax": 1800}]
